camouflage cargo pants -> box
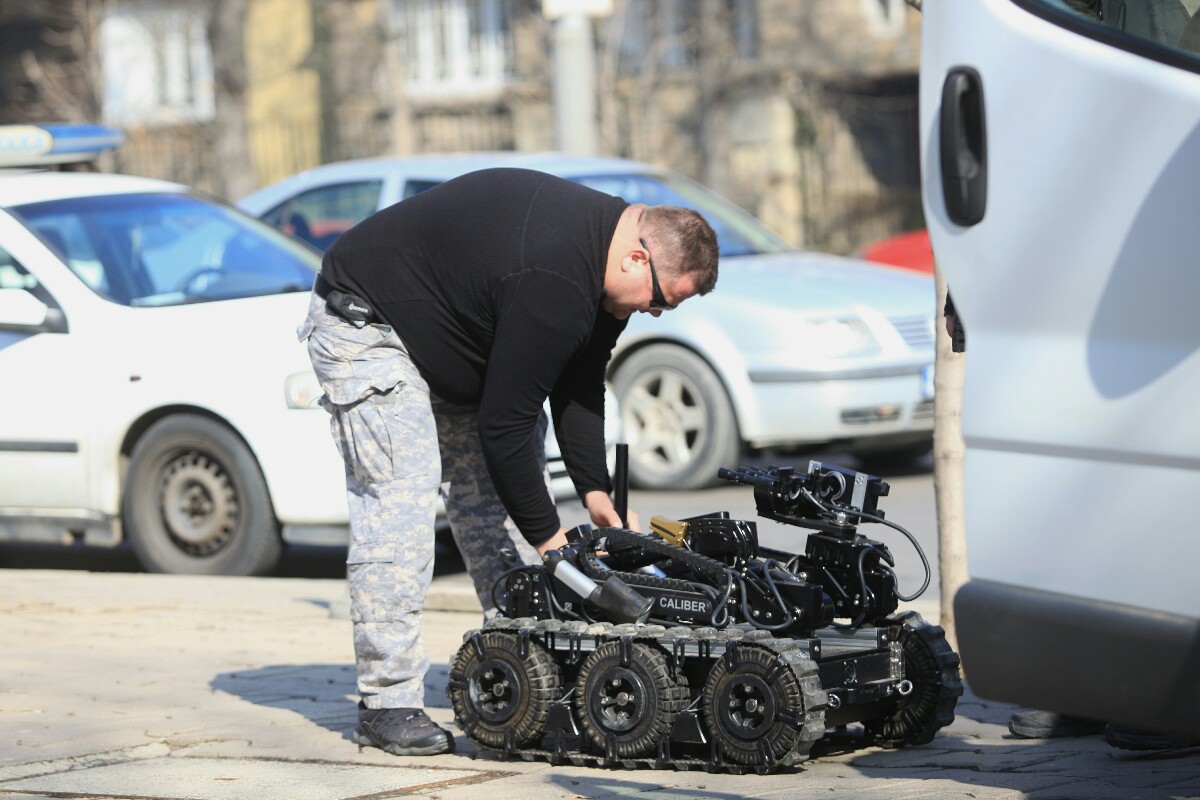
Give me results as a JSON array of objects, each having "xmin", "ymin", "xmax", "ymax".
[{"xmin": 299, "ymin": 289, "xmax": 543, "ymax": 710}]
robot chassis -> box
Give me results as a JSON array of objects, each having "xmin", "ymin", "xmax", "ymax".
[{"xmin": 448, "ymin": 459, "xmax": 964, "ymax": 773}]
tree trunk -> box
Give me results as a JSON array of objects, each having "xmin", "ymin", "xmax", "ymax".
[
  {"xmin": 696, "ymin": 0, "xmax": 728, "ymax": 188},
  {"xmin": 933, "ymin": 265, "xmax": 968, "ymax": 654},
  {"xmin": 376, "ymin": 0, "xmax": 412, "ymax": 156},
  {"xmin": 207, "ymin": 0, "xmax": 254, "ymax": 199}
]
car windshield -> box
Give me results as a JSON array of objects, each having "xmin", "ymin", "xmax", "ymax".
[
  {"xmin": 572, "ymin": 173, "xmax": 792, "ymax": 258},
  {"xmin": 11, "ymin": 192, "xmax": 319, "ymax": 307}
]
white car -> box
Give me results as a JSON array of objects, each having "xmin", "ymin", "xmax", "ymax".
[
  {"xmin": 921, "ymin": 0, "xmax": 1199, "ymax": 736},
  {"xmin": 0, "ymin": 128, "xmax": 615, "ymax": 576},
  {"xmin": 240, "ymin": 152, "xmax": 938, "ymax": 490}
]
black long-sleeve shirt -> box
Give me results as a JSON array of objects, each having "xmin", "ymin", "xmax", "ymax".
[{"xmin": 321, "ymin": 168, "xmax": 629, "ymax": 545}]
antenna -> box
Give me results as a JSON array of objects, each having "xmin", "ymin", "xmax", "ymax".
[{"xmin": 612, "ymin": 443, "xmax": 628, "ymax": 528}]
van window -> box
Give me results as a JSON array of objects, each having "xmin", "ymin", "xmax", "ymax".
[{"xmin": 1018, "ymin": 0, "xmax": 1200, "ymax": 69}]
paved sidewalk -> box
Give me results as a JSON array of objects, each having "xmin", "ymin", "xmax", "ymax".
[{"xmin": 2, "ymin": 569, "xmax": 1197, "ymax": 800}]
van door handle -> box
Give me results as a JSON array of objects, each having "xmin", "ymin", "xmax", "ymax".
[{"xmin": 940, "ymin": 67, "xmax": 987, "ymax": 226}]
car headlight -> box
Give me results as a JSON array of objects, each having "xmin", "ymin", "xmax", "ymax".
[
  {"xmin": 791, "ymin": 318, "xmax": 880, "ymax": 359},
  {"xmin": 284, "ymin": 371, "xmax": 324, "ymax": 409}
]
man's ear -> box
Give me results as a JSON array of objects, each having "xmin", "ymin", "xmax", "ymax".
[{"xmin": 623, "ymin": 245, "xmax": 648, "ymax": 272}]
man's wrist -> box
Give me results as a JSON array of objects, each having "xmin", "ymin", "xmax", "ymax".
[
  {"xmin": 528, "ymin": 523, "xmax": 564, "ymax": 549},
  {"xmin": 583, "ymin": 489, "xmax": 612, "ymax": 510},
  {"xmin": 535, "ymin": 528, "xmax": 570, "ymax": 556}
]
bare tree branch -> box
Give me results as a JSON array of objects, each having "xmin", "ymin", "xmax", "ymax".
[{"xmin": 0, "ymin": 0, "xmax": 98, "ymax": 122}]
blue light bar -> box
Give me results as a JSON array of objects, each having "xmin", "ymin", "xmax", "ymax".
[{"xmin": 0, "ymin": 123, "xmax": 124, "ymax": 168}]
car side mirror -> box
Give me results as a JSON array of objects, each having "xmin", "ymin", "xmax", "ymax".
[{"xmin": 0, "ymin": 288, "xmax": 67, "ymax": 333}]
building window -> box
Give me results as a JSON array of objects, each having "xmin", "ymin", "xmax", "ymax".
[
  {"xmin": 612, "ymin": 0, "xmax": 706, "ymax": 73},
  {"xmin": 398, "ymin": 0, "xmax": 515, "ymax": 98},
  {"xmin": 610, "ymin": 0, "xmax": 757, "ymax": 73},
  {"xmin": 660, "ymin": 0, "xmax": 695, "ymax": 69},
  {"xmin": 100, "ymin": 1, "xmax": 214, "ymax": 126},
  {"xmin": 611, "ymin": 0, "xmax": 651, "ymax": 75}
]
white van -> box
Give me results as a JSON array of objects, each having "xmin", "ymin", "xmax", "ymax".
[{"xmin": 920, "ymin": 0, "xmax": 1200, "ymax": 737}]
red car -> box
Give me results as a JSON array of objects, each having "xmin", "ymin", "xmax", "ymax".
[{"xmin": 860, "ymin": 229, "xmax": 934, "ymax": 274}]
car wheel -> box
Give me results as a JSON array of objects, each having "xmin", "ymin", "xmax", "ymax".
[
  {"xmin": 612, "ymin": 344, "xmax": 740, "ymax": 490},
  {"xmin": 122, "ymin": 414, "xmax": 282, "ymax": 576}
]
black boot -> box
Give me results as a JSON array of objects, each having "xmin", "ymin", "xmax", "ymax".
[
  {"xmin": 354, "ymin": 704, "xmax": 455, "ymax": 756},
  {"xmin": 1105, "ymin": 723, "xmax": 1199, "ymax": 751},
  {"xmin": 1008, "ymin": 710, "xmax": 1105, "ymax": 739}
]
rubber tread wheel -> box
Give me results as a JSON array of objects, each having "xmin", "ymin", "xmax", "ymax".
[
  {"xmin": 702, "ymin": 642, "xmax": 824, "ymax": 766},
  {"xmin": 449, "ymin": 630, "xmax": 561, "ymax": 750},
  {"xmin": 122, "ymin": 414, "xmax": 281, "ymax": 576},
  {"xmin": 574, "ymin": 639, "xmax": 689, "ymax": 758},
  {"xmin": 862, "ymin": 611, "xmax": 964, "ymax": 747},
  {"xmin": 613, "ymin": 344, "xmax": 739, "ymax": 490}
]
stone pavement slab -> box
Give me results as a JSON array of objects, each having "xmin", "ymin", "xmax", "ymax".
[
  {"xmin": 2, "ymin": 569, "xmax": 1198, "ymax": 800},
  {"xmin": 3, "ymin": 757, "xmax": 502, "ymax": 800}
]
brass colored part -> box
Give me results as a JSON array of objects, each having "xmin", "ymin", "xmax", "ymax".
[{"xmin": 649, "ymin": 516, "xmax": 689, "ymax": 547}]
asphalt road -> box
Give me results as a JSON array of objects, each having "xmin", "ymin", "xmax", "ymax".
[{"xmin": 0, "ymin": 453, "xmax": 938, "ymax": 602}]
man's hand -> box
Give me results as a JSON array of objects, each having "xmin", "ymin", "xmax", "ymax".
[
  {"xmin": 534, "ymin": 492, "xmax": 644, "ymax": 557},
  {"xmin": 535, "ymin": 529, "xmax": 570, "ymax": 556},
  {"xmin": 584, "ymin": 490, "xmax": 642, "ymax": 532}
]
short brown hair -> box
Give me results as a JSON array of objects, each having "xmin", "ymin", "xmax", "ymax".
[{"xmin": 640, "ymin": 206, "xmax": 719, "ymax": 295}]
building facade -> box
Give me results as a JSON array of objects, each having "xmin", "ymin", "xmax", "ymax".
[{"xmin": 105, "ymin": 0, "xmax": 923, "ymax": 254}]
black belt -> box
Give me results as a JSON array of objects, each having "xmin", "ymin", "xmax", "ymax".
[{"xmin": 315, "ymin": 273, "xmax": 380, "ymax": 325}]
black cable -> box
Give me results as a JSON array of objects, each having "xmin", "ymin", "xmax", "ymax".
[
  {"xmin": 847, "ymin": 507, "xmax": 930, "ymax": 602},
  {"xmin": 830, "ymin": 546, "xmax": 873, "ymax": 631},
  {"xmin": 816, "ymin": 562, "xmax": 850, "ymax": 600},
  {"xmin": 699, "ymin": 579, "xmax": 730, "ymax": 628},
  {"xmin": 738, "ymin": 561, "xmax": 794, "ymax": 632},
  {"xmin": 801, "ymin": 487, "xmax": 932, "ymax": 602},
  {"xmin": 856, "ymin": 546, "xmax": 877, "ymax": 608},
  {"xmin": 708, "ymin": 569, "xmax": 735, "ymax": 627},
  {"xmin": 779, "ymin": 539, "xmax": 869, "ymax": 630},
  {"xmin": 760, "ymin": 559, "xmax": 797, "ymax": 630}
]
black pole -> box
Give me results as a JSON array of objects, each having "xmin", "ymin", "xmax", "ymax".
[{"xmin": 613, "ymin": 443, "xmax": 628, "ymax": 528}]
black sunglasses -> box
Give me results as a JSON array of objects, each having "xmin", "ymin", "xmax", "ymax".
[{"xmin": 640, "ymin": 238, "xmax": 675, "ymax": 310}]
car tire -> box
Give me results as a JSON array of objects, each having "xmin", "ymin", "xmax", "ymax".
[
  {"xmin": 122, "ymin": 414, "xmax": 283, "ymax": 576},
  {"xmin": 612, "ymin": 344, "xmax": 740, "ymax": 490}
]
